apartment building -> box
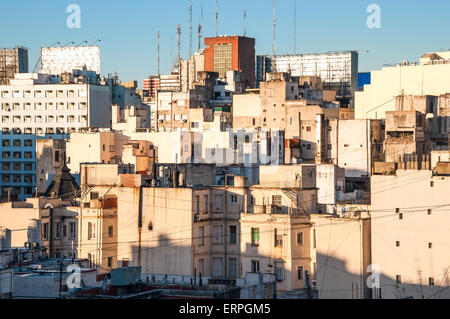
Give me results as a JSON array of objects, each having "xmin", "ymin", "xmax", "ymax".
[
  {"xmin": 355, "ymin": 51, "xmax": 450, "ymax": 119},
  {"xmin": 0, "ymin": 73, "xmax": 112, "ymax": 200}
]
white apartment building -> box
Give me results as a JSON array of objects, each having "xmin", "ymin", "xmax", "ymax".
[{"xmin": 0, "ymin": 73, "xmax": 112, "ymax": 200}]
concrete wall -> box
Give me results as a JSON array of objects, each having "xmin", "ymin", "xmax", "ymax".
[
  {"xmin": 355, "ymin": 54, "xmax": 450, "ymax": 119},
  {"xmin": 116, "ymin": 187, "xmax": 194, "ymax": 276},
  {"xmin": 312, "ymin": 213, "xmax": 371, "ymax": 299},
  {"xmin": 371, "ymin": 170, "xmax": 450, "ymax": 299},
  {"xmin": 337, "ymin": 120, "xmax": 370, "ymax": 178}
]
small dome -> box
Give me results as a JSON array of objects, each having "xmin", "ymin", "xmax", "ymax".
[{"xmin": 45, "ymin": 164, "xmax": 80, "ymax": 200}]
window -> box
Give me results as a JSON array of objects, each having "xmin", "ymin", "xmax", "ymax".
[
  {"xmin": 24, "ymin": 140, "xmax": 32, "ymax": 147},
  {"xmin": 108, "ymin": 226, "xmax": 114, "ymax": 237},
  {"xmin": 108, "ymin": 257, "xmax": 113, "ymax": 268},
  {"xmin": 24, "ymin": 152, "xmax": 32, "ymax": 159},
  {"xmin": 195, "ymin": 195, "xmax": 200, "ymax": 214},
  {"xmin": 428, "ymin": 209, "xmax": 432, "ymax": 215},
  {"xmin": 2, "ymin": 140, "xmax": 10, "ymax": 147},
  {"xmin": 69, "ymin": 222, "xmax": 76, "ymax": 239},
  {"xmin": 13, "ymin": 140, "xmax": 21, "ymax": 147},
  {"xmin": 63, "ymin": 224, "xmax": 67, "ymax": 237},
  {"xmin": 297, "ymin": 232, "xmax": 303, "ymax": 245},
  {"xmin": 429, "ymin": 277, "xmax": 434, "ymax": 286},
  {"xmin": 203, "ymin": 195, "xmax": 209, "ymax": 214},
  {"xmin": 251, "ymin": 260, "xmax": 260, "ymax": 273},
  {"xmin": 396, "ymin": 275, "xmax": 402, "ymax": 284},
  {"xmin": 274, "ymin": 228, "xmax": 283, "ymax": 247},
  {"xmin": 199, "ymin": 226, "xmax": 205, "ymax": 246},
  {"xmin": 272, "ymin": 195, "xmax": 282, "ymax": 206},
  {"xmin": 306, "ymin": 126, "xmax": 311, "ymax": 132},
  {"xmin": 251, "ymin": 228, "xmax": 260, "ymax": 246},
  {"xmin": 229, "ymin": 258, "xmax": 237, "ymax": 278},
  {"xmin": 306, "ymin": 144, "xmax": 311, "ymax": 150},
  {"xmin": 230, "ymin": 194, "xmax": 237, "ymax": 203},
  {"xmin": 298, "ymin": 266, "xmax": 304, "ymax": 280},
  {"xmin": 213, "ymin": 225, "xmax": 223, "ymax": 244},
  {"xmin": 396, "ymin": 241, "xmax": 400, "ymax": 247},
  {"xmin": 229, "ymin": 225, "xmax": 237, "ymax": 244},
  {"xmin": 88, "ymin": 222, "xmax": 95, "ymax": 240},
  {"xmin": 55, "ymin": 222, "xmax": 61, "ymax": 239},
  {"xmin": 13, "ymin": 163, "xmax": 21, "ymax": 171},
  {"xmin": 428, "ymin": 243, "xmax": 433, "ymax": 249},
  {"xmin": 399, "ymin": 213, "xmax": 403, "ymax": 220},
  {"xmin": 43, "ymin": 223, "xmax": 49, "ymax": 240},
  {"xmin": 212, "ymin": 257, "xmax": 224, "ymax": 277}
]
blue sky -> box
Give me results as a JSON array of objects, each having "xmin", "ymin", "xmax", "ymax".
[{"xmin": 1, "ymin": 0, "xmax": 449, "ymax": 85}]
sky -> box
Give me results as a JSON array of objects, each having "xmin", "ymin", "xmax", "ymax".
[{"xmin": 1, "ymin": 0, "xmax": 450, "ymax": 86}]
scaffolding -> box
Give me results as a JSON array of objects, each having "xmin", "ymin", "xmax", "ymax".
[
  {"xmin": 0, "ymin": 48, "xmax": 19, "ymax": 85},
  {"xmin": 256, "ymin": 51, "xmax": 358, "ymax": 104}
]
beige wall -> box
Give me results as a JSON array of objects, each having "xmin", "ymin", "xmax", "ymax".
[
  {"xmin": 116, "ymin": 187, "xmax": 194, "ymax": 276},
  {"xmin": 355, "ymin": 53, "xmax": 450, "ymax": 119},
  {"xmin": 240, "ymin": 213, "xmax": 313, "ymax": 292},
  {"xmin": 312, "ymin": 213, "xmax": 371, "ymax": 299},
  {"xmin": 371, "ymin": 170, "xmax": 450, "ymax": 299}
]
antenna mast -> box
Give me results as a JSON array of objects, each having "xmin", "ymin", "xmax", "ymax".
[
  {"xmin": 198, "ymin": 25, "xmax": 202, "ymax": 51},
  {"xmin": 273, "ymin": 0, "xmax": 277, "ymax": 56},
  {"xmin": 216, "ymin": 0, "xmax": 219, "ymax": 36},
  {"xmin": 157, "ymin": 29, "xmax": 160, "ymax": 75},
  {"xmin": 188, "ymin": 2, "xmax": 193, "ymax": 58},
  {"xmin": 244, "ymin": 9, "xmax": 247, "ymax": 37},
  {"xmin": 293, "ymin": 0, "xmax": 296, "ymax": 53},
  {"xmin": 177, "ymin": 24, "xmax": 181, "ymax": 69}
]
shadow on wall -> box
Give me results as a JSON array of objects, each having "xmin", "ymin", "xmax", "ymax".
[{"xmin": 316, "ymin": 253, "xmax": 450, "ymax": 299}]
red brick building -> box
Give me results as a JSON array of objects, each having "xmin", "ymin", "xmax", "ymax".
[{"xmin": 204, "ymin": 36, "xmax": 255, "ymax": 88}]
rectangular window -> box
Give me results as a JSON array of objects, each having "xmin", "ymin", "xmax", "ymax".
[
  {"xmin": 69, "ymin": 222, "xmax": 76, "ymax": 239},
  {"xmin": 229, "ymin": 225, "xmax": 237, "ymax": 244},
  {"xmin": 55, "ymin": 222, "xmax": 61, "ymax": 239},
  {"xmin": 298, "ymin": 266, "xmax": 304, "ymax": 280},
  {"xmin": 251, "ymin": 228, "xmax": 260, "ymax": 246},
  {"xmin": 108, "ymin": 257, "xmax": 113, "ymax": 268},
  {"xmin": 396, "ymin": 275, "xmax": 402, "ymax": 284},
  {"xmin": 229, "ymin": 258, "xmax": 237, "ymax": 278},
  {"xmin": 88, "ymin": 222, "xmax": 95, "ymax": 240},
  {"xmin": 297, "ymin": 232, "xmax": 303, "ymax": 245},
  {"xmin": 213, "ymin": 225, "xmax": 223, "ymax": 244},
  {"xmin": 199, "ymin": 226, "xmax": 205, "ymax": 246},
  {"xmin": 251, "ymin": 260, "xmax": 260, "ymax": 273},
  {"xmin": 43, "ymin": 223, "xmax": 49, "ymax": 240},
  {"xmin": 429, "ymin": 278, "xmax": 434, "ymax": 286},
  {"xmin": 108, "ymin": 226, "xmax": 114, "ymax": 237},
  {"xmin": 203, "ymin": 195, "xmax": 209, "ymax": 214}
]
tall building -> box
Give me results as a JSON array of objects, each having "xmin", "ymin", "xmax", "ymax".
[
  {"xmin": 0, "ymin": 47, "xmax": 29, "ymax": 85},
  {"xmin": 0, "ymin": 73, "xmax": 112, "ymax": 200},
  {"xmin": 204, "ymin": 36, "xmax": 255, "ymax": 88},
  {"xmin": 256, "ymin": 51, "xmax": 358, "ymax": 106}
]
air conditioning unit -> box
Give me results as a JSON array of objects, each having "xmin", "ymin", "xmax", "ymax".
[{"xmin": 311, "ymin": 280, "xmax": 318, "ymax": 289}]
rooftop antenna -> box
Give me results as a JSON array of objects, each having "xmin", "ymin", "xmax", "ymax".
[
  {"xmin": 198, "ymin": 24, "xmax": 202, "ymax": 51},
  {"xmin": 244, "ymin": 9, "xmax": 247, "ymax": 37},
  {"xmin": 77, "ymin": 40, "xmax": 88, "ymax": 46},
  {"xmin": 293, "ymin": 0, "xmax": 296, "ymax": 54},
  {"xmin": 177, "ymin": 24, "xmax": 181, "ymax": 68},
  {"xmin": 92, "ymin": 39, "xmax": 101, "ymax": 46},
  {"xmin": 216, "ymin": 0, "xmax": 219, "ymax": 36},
  {"xmin": 188, "ymin": 1, "xmax": 193, "ymax": 58},
  {"xmin": 157, "ymin": 29, "xmax": 160, "ymax": 75},
  {"xmin": 273, "ymin": 0, "xmax": 277, "ymax": 56}
]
